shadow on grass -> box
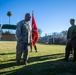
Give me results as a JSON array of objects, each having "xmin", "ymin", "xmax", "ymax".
[
  {"xmin": 0, "ymin": 53, "xmax": 76, "ymax": 75},
  {"xmin": 0, "ymin": 52, "xmax": 15, "ymax": 55},
  {"xmin": 4, "ymin": 53, "xmax": 65, "ymax": 62},
  {"xmin": 0, "ymin": 53, "xmax": 64, "ymax": 69},
  {"xmin": 0, "ymin": 59, "xmax": 76, "ymax": 75},
  {"xmin": 28, "ymin": 53, "xmax": 65, "ymax": 63}
]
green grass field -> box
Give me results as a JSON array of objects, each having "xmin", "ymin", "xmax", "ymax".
[{"xmin": 0, "ymin": 41, "xmax": 76, "ymax": 75}]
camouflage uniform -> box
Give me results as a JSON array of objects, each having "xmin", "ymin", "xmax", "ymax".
[{"xmin": 16, "ymin": 20, "xmax": 32, "ymax": 62}]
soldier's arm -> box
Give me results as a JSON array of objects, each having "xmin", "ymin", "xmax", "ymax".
[
  {"xmin": 67, "ymin": 29, "xmax": 69, "ymax": 40},
  {"xmin": 16, "ymin": 22, "xmax": 22, "ymax": 41},
  {"xmin": 71, "ymin": 27, "xmax": 76, "ymax": 41},
  {"xmin": 71, "ymin": 31, "xmax": 76, "ymax": 40}
]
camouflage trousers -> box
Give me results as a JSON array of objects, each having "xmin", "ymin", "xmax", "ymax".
[{"xmin": 16, "ymin": 42, "xmax": 28, "ymax": 61}]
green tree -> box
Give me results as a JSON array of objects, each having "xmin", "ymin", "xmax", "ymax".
[
  {"xmin": 7, "ymin": 11, "xmax": 12, "ymax": 24},
  {"xmin": 4, "ymin": 31, "xmax": 11, "ymax": 34},
  {"xmin": 38, "ymin": 28, "xmax": 42, "ymax": 37},
  {"xmin": 61, "ymin": 30, "xmax": 67, "ymax": 36}
]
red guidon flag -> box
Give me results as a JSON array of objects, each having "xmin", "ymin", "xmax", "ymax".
[{"xmin": 32, "ymin": 13, "xmax": 38, "ymax": 46}]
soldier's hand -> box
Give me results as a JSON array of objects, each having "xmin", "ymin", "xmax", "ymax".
[
  {"xmin": 28, "ymin": 42, "xmax": 32, "ymax": 46},
  {"xmin": 68, "ymin": 38, "xmax": 71, "ymax": 42}
]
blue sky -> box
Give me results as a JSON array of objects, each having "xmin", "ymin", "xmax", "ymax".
[{"xmin": 0, "ymin": 0, "xmax": 76, "ymax": 36}]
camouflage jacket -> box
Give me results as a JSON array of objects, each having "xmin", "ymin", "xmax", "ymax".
[{"xmin": 16, "ymin": 20, "xmax": 32, "ymax": 44}]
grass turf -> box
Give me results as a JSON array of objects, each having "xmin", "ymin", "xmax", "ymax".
[{"xmin": 0, "ymin": 41, "xmax": 76, "ymax": 75}]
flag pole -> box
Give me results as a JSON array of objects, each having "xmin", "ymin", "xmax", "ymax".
[
  {"xmin": 1, "ymin": 16, "xmax": 2, "ymax": 26},
  {"xmin": 32, "ymin": 11, "xmax": 34, "ymax": 13}
]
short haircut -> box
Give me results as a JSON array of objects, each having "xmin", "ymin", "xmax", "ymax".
[
  {"xmin": 25, "ymin": 13, "xmax": 30, "ymax": 17},
  {"xmin": 70, "ymin": 19, "xmax": 75, "ymax": 22}
]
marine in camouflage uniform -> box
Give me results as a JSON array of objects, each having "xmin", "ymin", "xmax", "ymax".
[{"xmin": 16, "ymin": 13, "xmax": 32, "ymax": 65}]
